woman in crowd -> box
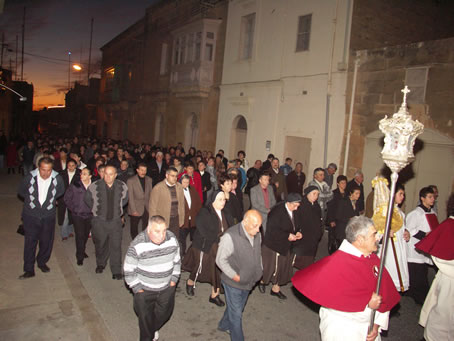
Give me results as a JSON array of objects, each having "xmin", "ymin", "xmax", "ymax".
[
  {"xmin": 64, "ymin": 167, "xmax": 93, "ymax": 266},
  {"xmin": 293, "ymin": 186, "xmax": 323, "ymax": 269},
  {"xmin": 326, "ymin": 175, "xmax": 348, "ymax": 253},
  {"xmin": 183, "ymin": 190, "xmax": 234, "ymax": 307},
  {"xmin": 334, "ymin": 184, "xmax": 361, "ymax": 246}
]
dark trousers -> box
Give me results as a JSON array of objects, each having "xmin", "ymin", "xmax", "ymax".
[
  {"xmin": 133, "ymin": 286, "xmax": 176, "ymax": 341},
  {"xmin": 218, "ymin": 281, "xmax": 250, "ymax": 341},
  {"xmin": 130, "ymin": 210, "xmax": 149, "ymax": 240},
  {"xmin": 91, "ymin": 217, "xmax": 123, "ymax": 274},
  {"xmin": 408, "ymin": 262, "xmax": 430, "ymax": 305},
  {"xmin": 22, "ymin": 214, "xmax": 56, "ymax": 273},
  {"xmin": 73, "ymin": 215, "xmax": 92, "ymax": 262},
  {"xmin": 178, "ymin": 225, "xmax": 195, "ymax": 257}
]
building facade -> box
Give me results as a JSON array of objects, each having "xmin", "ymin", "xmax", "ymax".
[
  {"xmin": 98, "ymin": 0, "xmax": 228, "ymax": 151},
  {"xmin": 215, "ymin": 0, "xmax": 352, "ymax": 176}
]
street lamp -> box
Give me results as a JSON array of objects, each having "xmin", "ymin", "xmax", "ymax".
[{"xmin": 0, "ymin": 83, "xmax": 27, "ymax": 101}]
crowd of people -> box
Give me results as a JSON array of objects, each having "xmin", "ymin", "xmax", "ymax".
[{"xmin": 10, "ymin": 133, "xmax": 453, "ymax": 341}]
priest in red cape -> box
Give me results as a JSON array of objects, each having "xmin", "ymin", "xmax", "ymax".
[
  {"xmin": 292, "ymin": 216, "xmax": 400, "ymax": 341},
  {"xmin": 416, "ymin": 194, "xmax": 454, "ymax": 341}
]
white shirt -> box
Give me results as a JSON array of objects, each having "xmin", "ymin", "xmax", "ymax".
[
  {"xmin": 37, "ymin": 174, "xmax": 52, "ymax": 206},
  {"xmin": 183, "ymin": 187, "xmax": 192, "ymax": 210},
  {"xmin": 78, "ymin": 161, "xmax": 87, "ymax": 170},
  {"xmin": 68, "ymin": 170, "xmax": 76, "ymax": 184}
]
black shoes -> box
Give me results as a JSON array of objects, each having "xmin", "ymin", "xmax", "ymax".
[
  {"xmin": 84, "ymin": 253, "xmax": 89, "ymax": 258},
  {"xmin": 186, "ymin": 282, "xmax": 195, "ymax": 296},
  {"xmin": 209, "ymin": 295, "xmax": 225, "ymax": 307},
  {"xmin": 95, "ymin": 266, "xmax": 104, "ymax": 274},
  {"xmin": 270, "ymin": 290, "xmax": 287, "ymax": 300},
  {"xmin": 77, "ymin": 260, "xmax": 83, "ymax": 266},
  {"xmin": 19, "ymin": 271, "xmax": 35, "ymax": 279},
  {"xmin": 258, "ymin": 282, "xmax": 266, "ymax": 293},
  {"xmin": 38, "ymin": 265, "xmax": 50, "ymax": 273},
  {"xmin": 112, "ymin": 274, "xmax": 123, "ymax": 280}
]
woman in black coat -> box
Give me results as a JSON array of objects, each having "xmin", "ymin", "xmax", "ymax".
[
  {"xmin": 326, "ymin": 175, "xmax": 348, "ymax": 254},
  {"xmin": 334, "ymin": 184, "xmax": 361, "ymax": 246},
  {"xmin": 293, "ymin": 186, "xmax": 323, "ymax": 270},
  {"xmin": 183, "ymin": 190, "xmax": 234, "ymax": 307}
]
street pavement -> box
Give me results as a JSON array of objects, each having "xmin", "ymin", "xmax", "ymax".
[{"xmin": 0, "ymin": 172, "xmax": 428, "ymax": 340}]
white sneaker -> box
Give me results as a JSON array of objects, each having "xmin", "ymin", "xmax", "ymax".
[{"xmin": 153, "ymin": 330, "xmax": 159, "ymax": 341}]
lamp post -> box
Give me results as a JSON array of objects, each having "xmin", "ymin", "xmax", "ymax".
[
  {"xmin": 0, "ymin": 83, "xmax": 27, "ymax": 101},
  {"xmin": 368, "ymin": 86, "xmax": 424, "ymax": 332},
  {"xmin": 68, "ymin": 51, "xmax": 71, "ymax": 91}
]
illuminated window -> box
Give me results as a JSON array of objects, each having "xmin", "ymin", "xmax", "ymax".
[{"xmin": 105, "ymin": 67, "xmax": 115, "ymax": 89}]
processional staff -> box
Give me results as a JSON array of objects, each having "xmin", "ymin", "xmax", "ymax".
[{"xmin": 369, "ymin": 86, "xmax": 424, "ymax": 332}]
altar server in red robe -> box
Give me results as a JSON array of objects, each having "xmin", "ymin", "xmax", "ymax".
[
  {"xmin": 292, "ymin": 216, "xmax": 400, "ymax": 341},
  {"xmin": 416, "ymin": 193, "xmax": 454, "ymax": 341}
]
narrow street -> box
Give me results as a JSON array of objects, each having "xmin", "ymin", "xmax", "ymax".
[{"xmin": 0, "ymin": 172, "xmax": 426, "ymax": 341}]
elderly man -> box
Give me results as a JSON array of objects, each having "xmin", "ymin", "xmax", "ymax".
[
  {"xmin": 84, "ymin": 165, "xmax": 128, "ymax": 279},
  {"xmin": 324, "ymin": 163, "xmax": 337, "ymax": 189},
  {"xmin": 292, "ymin": 216, "xmax": 400, "ymax": 341},
  {"xmin": 308, "ymin": 167, "xmax": 333, "ymax": 223},
  {"xmin": 149, "ymin": 167, "xmax": 185, "ymax": 238},
  {"xmin": 18, "ymin": 157, "xmax": 65, "ymax": 279},
  {"xmin": 124, "ymin": 215, "xmax": 180, "ymax": 341},
  {"xmin": 347, "ymin": 170, "xmax": 365, "ymax": 214},
  {"xmin": 148, "ymin": 151, "xmax": 168, "ymax": 186},
  {"xmin": 250, "ymin": 171, "xmax": 276, "ymax": 234},
  {"xmin": 127, "ymin": 162, "xmax": 153, "ymax": 239},
  {"xmin": 216, "ymin": 210, "xmax": 263, "ymax": 341}
]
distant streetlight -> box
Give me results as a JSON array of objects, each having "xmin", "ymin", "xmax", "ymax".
[{"xmin": 73, "ymin": 64, "xmax": 82, "ymax": 71}]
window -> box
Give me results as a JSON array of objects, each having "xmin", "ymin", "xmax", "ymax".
[
  {"xmin": 205, "ymin": 43, "xmax": 213, "ymax": 61},
  {"xmin": 195, "ymin": 32, "xmax": 202, "ymax": 61},
  {"xmin": 405, "ymin": 67, "xmax": 429, "ymax": 104},
  {"xmin": 296, "ymin": 14, "xmax": 312, "ymax": 52},
  {"xmin": 240, "ymin": 13, "xmax": 256, "ymax": 60},
  {"xmin": 160, "ymin": 43, "xmax": 168, "ymax": 75},
  {"xmin": 174, "ymin": 38, "xmax": 180, "ymax": 65},
  {"xmin": 105, "ymin": 67, "xmax": 115, "ymax": 90}
]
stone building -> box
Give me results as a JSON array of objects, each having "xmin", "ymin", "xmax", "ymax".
[{"xmin": 98, "ymin": 0, "xmax": 228, "ymax": 151}]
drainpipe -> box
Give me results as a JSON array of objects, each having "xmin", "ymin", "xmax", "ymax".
[
  {"xmin": 323, "ymin": 0, "xmax": 340, "ymax": 168},
  {"xmin": 343, "ymin": 56, "xmax": 360, "ymax": 175}
]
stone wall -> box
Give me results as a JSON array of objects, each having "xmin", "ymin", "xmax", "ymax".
[{"xmin": 340, "ymin": 37, "xmax": 454, "ymax": 180}]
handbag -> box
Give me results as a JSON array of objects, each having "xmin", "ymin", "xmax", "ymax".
[{"xmin": 17, "ymin": 224, "xmax": 25, "ymax": 236}]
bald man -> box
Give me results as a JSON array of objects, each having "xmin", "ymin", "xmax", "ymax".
[{"xmin": 216, "ymin": 210, "xmax": 263, "ymax": 340}]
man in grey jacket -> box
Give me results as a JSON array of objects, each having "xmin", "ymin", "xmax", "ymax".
[
  {"xmin": 84, "ymin": 165, "xmax": 128, "ymax": 279},
  {"xmin": 216, "ymin": 210, "xmax": 263, "ymax": 341},
  {"xmin": 250, "ymin": 172, "xmax": 276, "ymax": 234}
]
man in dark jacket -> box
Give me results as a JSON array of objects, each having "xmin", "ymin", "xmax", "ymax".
[
  {"xmin": 22, "ymin": 140, "xmax": 36, "ymax": 176},
  {"xmin": 216, "ymin": 210, "xmax": 263, "ymax": 340},
  {"xmin": 148, "ymin": 151, "xmax": 168, "ymax": 186},
  {"xmin": 84, "ymin": 165, "xmax": 128, "ymax": 279},
  {"xmin": 245, "ymin": 160, "xmax": 261, "ymax": 196},
  {"xmin": 18, "ymin": 157, "xmax": 65, "ymax": 279}
]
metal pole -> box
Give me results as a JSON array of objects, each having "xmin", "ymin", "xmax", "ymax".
[
  {"xmin": 21, "ymin": 6, "xmax": 25, "ymax": 81},
  {"xmin": 68, "ymin": 51, "xmax": 71, "ymax": 91},
  {"xmin": 1, "ymin": 32, "xmax": 4, "ymax": 68},
  {"xmin": 87, "ymin": 18, "xmax": 93, "ymax": 84},
  {"xmin": 343, "ymin": 57, "xmax": 359, "ymax": 175},
  {"xmin": 368, "ymin": 171, "xmax": 398, "ymax": 332},
  {"xmin": 15, "ymin": 35, "xmax": 18, "ymax": 81}
]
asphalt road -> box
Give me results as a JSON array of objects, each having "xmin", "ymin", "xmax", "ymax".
[{"xmin": 0, "ymin": 172, "xmax": 429, "ymax": 340}]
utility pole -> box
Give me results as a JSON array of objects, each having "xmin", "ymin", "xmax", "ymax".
[
  {"xmin": 68, "ymin": 51, "xmax": 71, "ymax": 91},
  {"xmin": 87, "ymin": 18, "xmax": 93, "ymax": 85},
  {"xmin": 21, "ymin": 6, "xmax": 25, "ymax": 81},
  {"xmin": 15, "ymin": 35, "xmax": 18, "ymax": 80},
  {"xmin": 1, "ymin": 32, "xmax": 4, "ymax": 68}
]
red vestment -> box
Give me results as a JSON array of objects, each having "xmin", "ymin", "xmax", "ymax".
[
  {"xmin": 425, "ymin": 213, "xmax": 439, "ymax": 231},
  {"xmin": 292, "ymin": 249, "xmax": 400, "ymax": 313},
  {"xmin": 416, "ymin": 218, "xmax": 454, "ymax": 261}
]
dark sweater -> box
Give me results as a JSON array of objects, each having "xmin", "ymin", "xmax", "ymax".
[
  {"xmin": 84, "ymin": 179, "xmax": 128, "ymax": 220},
  {"xmin": 64, "ymin": 180, "xmax": 92, "ymax": 219},
  {"xmin": 18, "ymin": 169, "xmax": 65, "ymax": 219}
]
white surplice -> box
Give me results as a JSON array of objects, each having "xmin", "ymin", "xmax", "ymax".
[
  {"xmin": 377, "ymin": 209, "xmax": 410, "ymax": 292},
  {"xmin": 419, "ymin": 256, "xmax": 454, "ymax": 341}
]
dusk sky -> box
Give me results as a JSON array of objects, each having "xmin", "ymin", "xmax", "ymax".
[{"xmin": 0, "ymin": 0, "xmax": 157, "ymax": 110}]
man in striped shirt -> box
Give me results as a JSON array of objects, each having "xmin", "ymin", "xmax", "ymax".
[{"xmin": 124, "ymin": 215, "xmax": 180, "ymax": 341}]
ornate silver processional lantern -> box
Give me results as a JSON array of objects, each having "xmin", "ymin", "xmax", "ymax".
[{"xmin": 369, "ymin": 86, "xmax": 424, "ymax": 332}]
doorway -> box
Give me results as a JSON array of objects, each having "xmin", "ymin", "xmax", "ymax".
[
  {"xmin": 229, "ymin": 115, "xmax": 248, "ymax": 159},
  {"xmin": 284, "ymin": 136, "xmax": 312, "ymax": 187}
]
